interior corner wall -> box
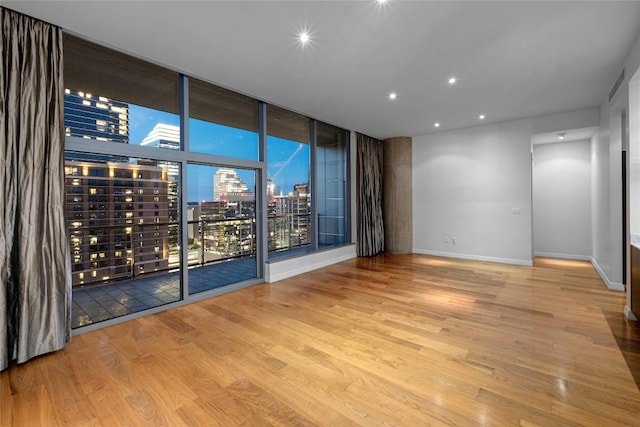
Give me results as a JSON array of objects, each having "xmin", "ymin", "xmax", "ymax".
[
  {"xmin": 592, "ymin": 29, "xmax": 640, "ymax": 292},
  {"xmin": 412, "ymin": 119, "xmax": 533, "ymax": 265},
  {"xmin": 628, "ymin": 75, "xmax": 640, "ymax": 318},
  {"xmin": 591, "ymin": 119, "xmax": 613, "ymax": 285},
  {"xmin": 533, "ymin": 139, "xmax": 592, "ymax": 259}
]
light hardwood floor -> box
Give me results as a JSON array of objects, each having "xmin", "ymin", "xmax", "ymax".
[{"xmin": 2, "ymin": 254, "xmax": 640, "ymax": 426}]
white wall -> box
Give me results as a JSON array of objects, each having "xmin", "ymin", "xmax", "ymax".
[
  {"xmin": 412, "ymin": 119, "xmax": 534, "ymax": 265},
  {"xmin": 627, "ymin": 67, "xmax": 640, "ymax": 319},
  {"xmin": 592, "ymin": 29, "xmax": 640, "ymax": 301},
  {"xmin": 533, "ymin": 139, "xmax": 591, "ymax": 259},
  {"xmin": 265, "ymin": 245, "xmax": 356, "ymax": 282},
  {"xmin": 532, "ymin": 108, "xmax": 600, "ymax": 134},
  {"xmin": 630, "ymin": 78, "xmax": 640, "ymax": 239},
  {"xmin": 591, "ymin": 113, "xmax": 614, "ymax": 286}
]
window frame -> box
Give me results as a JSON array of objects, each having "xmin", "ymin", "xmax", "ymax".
[{"xmin": 64, "ymin": 36, "xmax": 351, "ymax": 333}]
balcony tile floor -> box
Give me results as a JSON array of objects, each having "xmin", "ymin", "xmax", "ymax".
[{"xmin": 72, "ymin": 257, "xmax": 257, "ymax": 329}]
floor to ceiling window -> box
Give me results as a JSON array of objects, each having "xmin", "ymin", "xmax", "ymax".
[
  {"xmin": 316, "ymin": 122, "xmax": 350, "ymax": 247},
  {"xmin": 64, "ymin": 35, "xmax": 184, "ymax": 328},
  {"xmin": 187, "ymin": 77, "xmax": 260, "ymax": 294},
  {"xmin": 63, "ymin": 33, "xmax": 350, "ymax": 331},
  {"xmin": 186, "ymin": 164, "xmax": 257, "ymax": 294},
  {"xmin": 266, "ymin": 105, "xmax": 311, "ymax": 258}
]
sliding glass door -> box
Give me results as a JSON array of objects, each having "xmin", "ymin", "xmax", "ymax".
[{"xmin": 187, "ymin": 164, "xmax": 257, "ymax": 294}]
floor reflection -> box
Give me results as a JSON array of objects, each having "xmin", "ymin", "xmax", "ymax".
[{"xmin": 604, "ymin": 308, "xmax": 640, "ymax": 389}]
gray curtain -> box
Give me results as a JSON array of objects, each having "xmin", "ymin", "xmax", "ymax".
[
  {"xmin": 356, "ymin": 133, "xmax": 384, "ymax": 256},
  {"xmin": 1, "ymin": 8, "xmax": 70, "ymax": 371}
]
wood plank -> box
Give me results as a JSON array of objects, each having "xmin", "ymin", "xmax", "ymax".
[{"xmin": 2, "ymin": 255, "xmax": 640, "ymax": 425}]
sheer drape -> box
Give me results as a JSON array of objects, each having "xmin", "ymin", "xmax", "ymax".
[
  {"xmin": 356, "ymin": 133, "xmax": 384, "ymax": 256},
  {"xmin": 1, "ymin": 8, "xmax": 70, "ymax": 371}
]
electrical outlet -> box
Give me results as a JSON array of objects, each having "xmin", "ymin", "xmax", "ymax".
[
  {"xmin": 444, "ymin": 236, "xmax": 449, "ymax": 243},
  {"xmin": 452, "ymin": 237, "xmax": 457, "ymax": 245},
  {"xmin": 512, "ymin": 208, "xmax": 521, "ymax": 215}
]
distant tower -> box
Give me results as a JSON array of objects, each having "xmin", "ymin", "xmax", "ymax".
[
  {"xmin": 140, "ymin": 123, "xmax": 180, "ymax": 149},
  {"xmin": 214, "ymin": 168, "xmax": 252, "ymax": 201},
  {"xmin": 139, "ymin": 123, "xmax": 180, "ymax": 180}
]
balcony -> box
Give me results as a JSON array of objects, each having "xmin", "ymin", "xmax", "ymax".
[{"xmin": 70, "ymin": 213, "xmax": 311, "ymax": 328}]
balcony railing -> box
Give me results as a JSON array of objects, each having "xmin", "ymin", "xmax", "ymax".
[{"xmin": 69, "ymin": 212, "xmax": 311, "ymax": 288}]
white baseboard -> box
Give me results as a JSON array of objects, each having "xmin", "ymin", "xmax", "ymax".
[
  {"xmin": 534, "ymin": 251, "xmax": 591, "ymax": 261},
  {"xmin": 266, "ymin": 245, "xmax": 356, "ymax": 283},
  {"xmin": 624, "ymin": 304, "xmax": 638, "ymax": 321},
  {"xmin": 413, "ymin": 249, "xmax": 533, "ymax": 267},
  {"xmin": 590, "ymin": 257, "xmax": 625, "ymax": 292}
]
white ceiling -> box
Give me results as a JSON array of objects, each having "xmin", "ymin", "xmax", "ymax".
[{"xmin": 5, "ymin": 1, "xmax": 640, "ymax": 140}]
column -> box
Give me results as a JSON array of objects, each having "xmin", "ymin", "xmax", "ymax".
[{"xmin": 383, "ymin": 136, "xmax": 412, "ymax": 254}]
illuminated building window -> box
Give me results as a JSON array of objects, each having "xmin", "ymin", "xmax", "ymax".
[{"xmin": 96, "ymin": 119, "xmax": 107, "ymax": 132}]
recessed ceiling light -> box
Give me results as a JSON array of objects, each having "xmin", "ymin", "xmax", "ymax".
[
  {"xmin": 448, "ymin": 77, "xmax": 457, "ymax": 85},
  {"xmin": 558, "ymin": 132, "xmax": 566, "ymax": 140},
  {"xmin": 479, "ymin": 114, "xmax": 485, "ymax": 120},
  {"xmin": 389, "ymin": 92, "xmax": 397, "ymax": 100},
  {"xmin": 299, "ymin": 32, "xmax": 310, "ymax": 45},
  {"xmin": 434, "ymin": 122, "xmax": 440, "ymax": 128},
  {"xmin": 377, "ymin": 0, "xmax": 388, "ymax": 3}
]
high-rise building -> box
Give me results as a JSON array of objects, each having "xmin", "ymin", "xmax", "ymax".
[
  {"xmin": 65, "ymin": 160, "xmax": 173, "ymax": 286},
  {"xmin": 270, "ymin": 182, "xmax": 310, "ymax": 251},
  {"xmin": 196, "ymin": 200, "xmax": 256, "ymax": 260},
  {"xmin": 213, "ymin": 168, "xmax": 253, "ymax": 201},
  {"xmin": 139, "ymin": 122, "xmax": 180, "ymax": 178},
  {"xmin": 64, "ymin": 94, "xmax": 179, "ymax": 287},
  {"xmin": 64, "ymin": 88, "xmax": 129, "ymax": 143},
  {"xmin": 140, "ymin": 123, "xmax": 180, "ymax": 149}
]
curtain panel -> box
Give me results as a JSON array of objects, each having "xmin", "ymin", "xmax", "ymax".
[
  {"xmin": 1, "ymin": 8, "xmax": 71, "ymax": 371},
  {"xmin": 356, "ymin": 133, "xmax": 384, "ymax": 256}
]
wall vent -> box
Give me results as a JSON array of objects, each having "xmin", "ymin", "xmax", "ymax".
[{"xmin": 609, "ymin": 69, "xmax": 625, "ymax": 103}]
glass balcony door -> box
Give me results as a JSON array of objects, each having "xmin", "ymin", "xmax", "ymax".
[{"xmin": 187, "ymin": 164, "xmax": 258, "ymax": 295}]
